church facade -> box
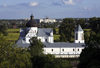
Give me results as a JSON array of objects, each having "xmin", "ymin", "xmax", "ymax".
[{"xmin": 17, "ymin": 15, "xmax": 85, "ymax": 58}]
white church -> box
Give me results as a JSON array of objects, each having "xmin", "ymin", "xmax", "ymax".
[{"xmin": 17, "ymin": 15, "xmax": 85, "ymax": 58}]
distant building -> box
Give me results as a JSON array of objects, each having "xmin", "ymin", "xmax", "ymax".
[
  {"xmin": 17, "ymin": 15, "xmax": 85, "ymax": 58},
  {"xmin": 40, "ymin": 17, "xmax": 57, "ymax": 23}
]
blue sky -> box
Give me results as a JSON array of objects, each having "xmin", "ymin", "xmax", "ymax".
[{"xmin": 0, "ymin": 0, "xmax": 100, "ymax": 19}]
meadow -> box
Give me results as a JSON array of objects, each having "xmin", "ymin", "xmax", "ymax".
[{"xmin": 4, "ymin": 29, "xmax": 20, "ymax": 43}]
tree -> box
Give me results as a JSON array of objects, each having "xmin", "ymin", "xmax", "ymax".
[
  {"xmin": 0, "ymin": 34, "xmax": 32, "ymax": 68},
  {"xmin": 89, "ymin": 17, "xmax": 100, "ymax": 33},
  {"xmin": 0, "ymin": 24, "xmax": 8, "ymax": 36},
  {"xmin": 29, "ymin": 37, "xmax": 72, "ymax": 68},
  {"xmin": 29, "ymin": 37, "xmax": 44, "ymax": 57},
  {"xmin": 78, "ymin": 41, "xmax": 100, "ymax": 68},
  {"xmin": 59, "ymin": 18, "xmax": 75, "ymax": 42}
]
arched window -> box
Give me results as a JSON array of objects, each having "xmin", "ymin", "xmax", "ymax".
[{"xmin": 73, "ymin": 49, "xmax": 75, "ymax": 51}]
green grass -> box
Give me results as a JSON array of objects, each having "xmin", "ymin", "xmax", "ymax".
[
  {"xmin": 84, "ymin": 29, "xmax": 91, "ymax": 32},
  {"xmin": 7, "ymin": 29, "xmax": 20, "ymax": 33},
  {"xmin": 55, "ymin": 28, "xmax": 59, "ymax": 34},
  {"xmin": 4, "ymin": 33, "xmax": 20, "ymax": 41},
  {"xmin": 4, "ymin": 29, "xmax": 20, "ymax": 42},
  {"xmin": 84, "ymin": 29, "xmax": 91, "ymax": 37},
  {"xmin": 54, "ymin": 35, "xmax": 60, "ymax": 41}
]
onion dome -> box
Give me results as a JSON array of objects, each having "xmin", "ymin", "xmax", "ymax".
[{"xmin": 26, "ymin": 15, "xmax": 37, "ymax": 27}]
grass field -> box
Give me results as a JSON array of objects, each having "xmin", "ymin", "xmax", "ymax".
[
  {"xmin": 55, "ymin": 28, "xmax": 59, "ymax": 34},
  {"xmin": 4, "ymin": 29, "xmax": 20, "ymax": 42},
  {"xmin": 54, "ymin": 35, "xmax": 60, "ymax": 41},
  {"xmin": 83, "ymin": 29, "xmax": 91, "ymax": 32}
]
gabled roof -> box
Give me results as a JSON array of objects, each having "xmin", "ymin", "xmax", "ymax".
[
  {"xmin": 16, "ymin": 39, "xmax": 85, "ymax": 48},
  {"xmin": 75, "ymin": 25, "xmax": 83, "ymax": 31},
  {"xmin": 20, "ymin": 28, "xmax": 27, "ymax": 37},
  {"xmin": 38, "ymin": 28, "xmax": 53, "ymax": 37},
  {"xmin": 43, "ymin": 42, "xmax": 85, "ymax": 48}
]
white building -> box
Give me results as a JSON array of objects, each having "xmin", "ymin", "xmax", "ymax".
[
  {"xmin": 75, "ymin": 25, "xmax": 85, "ymax": 43},
  {"xmin": 40, "ymin": 17, "xmax": 57, "ymax": 23},
  {"xmin": 17, "ymin": 15, "xmax": 85, "ymax": 58}
]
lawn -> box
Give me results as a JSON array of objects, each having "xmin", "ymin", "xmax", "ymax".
[
  {"xmin": 54, "ymin": 35, "xmax": 60, "ymax": 41},
  {"xmin": 7, "ymin": 29, "xmax": 19, "ymax": 33},
  {"xmin": 4, "ymin": 29, "xmax": 20, "ymax": 42}
]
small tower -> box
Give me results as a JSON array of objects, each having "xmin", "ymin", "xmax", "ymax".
[
  {"xmin": 75, "ymin": 25, "xmax": 84, "ymax": 43},
  {"xmin": 25, "ymin": 15, "xmax": 38, "ymax": 43}
]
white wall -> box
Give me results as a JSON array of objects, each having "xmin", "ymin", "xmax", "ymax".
[
  {"xmin": 75, "ymin": 31, "xmax": 84, "ymax": 43},
  {"xmin": 25, "ymin": 37, "xmax": 30, "ymax": 43},
  {"xmin": 38, "ymin": 37, "xmax": 45, "ymax": 42},
  {"xmin": 43, "ymin": 47, "xmax": 84, "ymax": 58},
  {"xmin": 25, "ymin": 27, "xmax": 38, "ymax": 43},
  {"xmin": 48, "ymin": 37, "xmax": 54, "ymax": 43}
]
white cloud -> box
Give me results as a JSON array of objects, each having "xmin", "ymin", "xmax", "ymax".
[
  {"xmin": 0, "ymin": 4, "xmax": 8, "ymax": 7},
  {"xmin": 3, "ymin": 4, "xmax": 7, "ymax": 7},
  {"xmin": 29, "ymin": 2, "xmax": 39, "ymax": 7},
  {"xmin": 62, "ymin": 0, "xmax": 75, "ymax": 5},
  {"xmin": 83, "ymin": 7, "xmax": 91, "ymax": 11}
]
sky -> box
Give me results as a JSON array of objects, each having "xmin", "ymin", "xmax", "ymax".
[{"xmin": 0, "ymin": 0, "xmax": 100, "ymax": 19}]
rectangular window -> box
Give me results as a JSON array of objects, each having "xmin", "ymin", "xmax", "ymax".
[
  {"xmin": 78, "ymin": 49, "xmax": 79, "ymax": 51},
  {"xmin": 76, "ymin": 33, "xmax": 78, "ymax": 40},
  {"xmin": 62, "ymin": 49, "xmax": 64, "ymax": 51},
  {"xmin": 73, "ymin": 49, "xmax": 75, "ymax": 51},
  {"xmin": 52, "ymin": 49, "xmax": 53, "ymax": 51}
]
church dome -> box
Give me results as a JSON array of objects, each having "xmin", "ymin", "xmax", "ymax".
[{"xmin": 26, "ymin": 15, "xmax": 37, "ymax": 27}]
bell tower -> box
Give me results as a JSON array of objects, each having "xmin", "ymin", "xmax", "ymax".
[
  {"xmin": 75, "ymin": 25, "xmax": 84, "ymax": 43},
  {"xmin": 25, "ymin": 15, "xmax": 38, "ymax": 43}
]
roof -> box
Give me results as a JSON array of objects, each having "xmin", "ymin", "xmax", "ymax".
[
  {"xmin": 26, "ymin": 15, "xmax": 37, "ymax": 27},
  {"xmin": 75, "ymin": 25, "xmax": 83, "ymax": 31},
  {"xmin": 16, "ymin": 39, "xmax": 85, "ymax": 48},
  {"xmin": 38, "ymin": 28, "xmax": 53, "ymax": 37},
  {"xmin": 43, "ymin": 42, "xmax": 85, "ymax": 48},
  {"xmin": 16, "ymin": 39, "xmax": 30, "ymax": 48},
  {"xmin": 20, "ymin": 28, "xmax": 27, "ymax": 37}
]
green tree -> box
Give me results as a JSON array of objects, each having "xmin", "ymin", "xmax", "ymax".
[
  {"xmin": 59, "ymin": 18, "xmax": 75, "ymax": 42},
  {"xmin": 78, "ymin": 41, "xmax": 100, "ymax": 68},
  {"xmin": 29, "ymin": 37, "xmax": 44, "ymax": 57},
  {"xmin": 0, "ymin": 24, "xmax": 8, "ymax": 36},
  {"xmin": 89, "ymin": 17, "xmax": 100, "ymax": 33},
  {"xmin": 29, "ymin": 37, "xmax": 72, "ymax": 68},
  {"xmin": 0, "ymin": 34, "xmax": 32, "ymax": 68}
]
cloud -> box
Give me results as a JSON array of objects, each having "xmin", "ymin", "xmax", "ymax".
[
  {"xmin": 0, "ymin": 2, "xmax": 39, "ymax": 8},
  {"xmin": 0, "ymin": 4, "xmax": 8, "ymax": 7},
  {"xmin": 29, "ymin": 2, "xmax": 39, "ymax": 7},
  {"xmin": 83, "ymin": 7, "xmax": 91, "ymax": 11},
  {"xmin": 52, "ymin": 2, "xmax": 62, "ymax": 6},
  {"xmin": 62, "ymin": 0, "xmax": 75, "ymax": 5}
]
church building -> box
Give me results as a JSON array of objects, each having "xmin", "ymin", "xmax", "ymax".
[{"xmin": 17, "ymin": 15, "xmax": 85, "ymax": 58}]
